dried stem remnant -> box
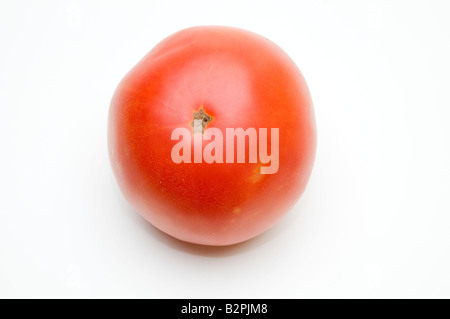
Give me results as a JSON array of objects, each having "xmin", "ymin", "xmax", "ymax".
[{"xmin": 191, "ymin": 107, "xmax": 213, "ymax": 134}]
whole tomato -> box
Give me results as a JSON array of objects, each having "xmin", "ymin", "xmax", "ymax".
[{"xmin": 108, "ymin": 26, "xmax": 316, "ymax": 246}]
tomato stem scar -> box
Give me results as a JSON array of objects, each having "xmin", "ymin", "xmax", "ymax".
[{"xmin": 191, "ymin": 107, "xmax": 213, "ymax": 134}]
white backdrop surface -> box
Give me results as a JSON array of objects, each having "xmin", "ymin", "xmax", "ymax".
[{"xmin": 1, "ymin": 0, "xmax": 449, "ymax": 298}]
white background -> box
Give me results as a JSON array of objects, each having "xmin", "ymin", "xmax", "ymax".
[{"xmin": 1, "ymin": 0, "xmax": 449, "ymax": 299}]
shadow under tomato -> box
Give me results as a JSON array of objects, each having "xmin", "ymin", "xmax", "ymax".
[
  {"xmin": 139, "ymin": 216, "xmax": 281, "ymax": 257},
  {"xmin": 124, "ymin": 204, "xmax": 289, "ymax": 258},
  {"xmin": 151, "ymin": 224, "xmax": 279, "ymax": 257}
]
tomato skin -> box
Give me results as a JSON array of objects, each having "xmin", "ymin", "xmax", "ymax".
[{"xmin": 108, "ymin": 26, "xmax": 316, "ymax": 246}]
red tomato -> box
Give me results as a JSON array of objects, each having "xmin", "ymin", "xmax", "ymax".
[{"xmin": 108, "ymin": 26, "xmax": 316, "ymax": 246}]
